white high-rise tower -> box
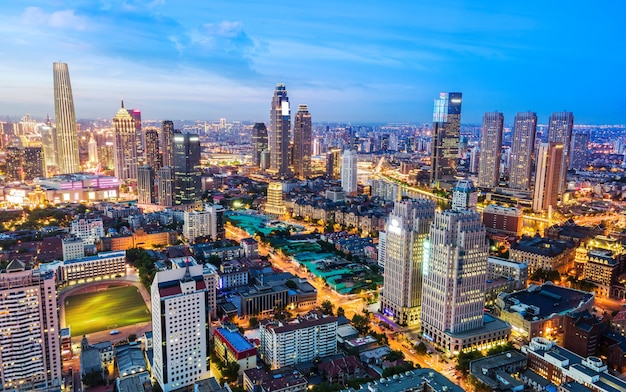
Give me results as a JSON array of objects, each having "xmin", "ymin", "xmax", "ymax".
[{"xmin": 341, "ymin": 149, "xmax": 358, "ymax": 195}]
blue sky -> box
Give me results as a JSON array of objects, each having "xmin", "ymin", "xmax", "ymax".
[{"xmin": 1, "ymin": 1, "xmax": 624, "ymax": 124}]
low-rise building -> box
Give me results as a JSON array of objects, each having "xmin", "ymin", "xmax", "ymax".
[
  {"xmin": 495, "ymin": 283, "xmax": 594, "ymax": 339},
  {"xmin": 469, "ymin": 350, "xmax": 526, "ymax": 391},
  {"xmin": 213, "ymin": 323, "xmax": 258, "ymax": 376},
  {"xmin": 346, "ymin": 368, "xmax": 464, "ymax": 392},
  {"xmin": 318, "ymin": 355, "xmax": 366, "ymax": 384},
  {"xmin": 62, "ymin": 235, "xmax": 85, "ymax": 261},
  {"xmin": 243, "ymin": 367, "xmax": 307, "ymax": 392},
  {"xmin": 482, "ymin": 204, "xmax": 523, "ymax": 237},
  {"xmin": 59, "ymin": 250, "xmax": 126, "ymax": 285},
  {"xmin": 510, "ymin": 235, "xmax": 576, "ymax": 276},
  {"xmin": 562, "ymin": 310, "xmax": 605, "ymax": 358},
  {"xmin": 487, "ymin": 256, "xmax": 528, "ymax": 286}
]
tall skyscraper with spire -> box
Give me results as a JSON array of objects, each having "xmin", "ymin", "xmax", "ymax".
[
  {"xmin": 251, "ymin": 122, "xmax": 268, "ymax": 167},
  {"xmin": 477, "ymin": 112, "xmax": 504, "ymax": 189},
  {"xmin": 112, "ymin": 101, "xmax": 139, "ymax": 182},
  {"xmin": 293, "ymin": 104, "xmax": 312, "ymax": 179},
  {"xmin": 509, "ymin": 112, "xmax": 537, "ymax": 191},
  {"xmin": 430, "ymin": 92, "xmax": 462, "ymax": 187},
  {"xmin": 53, "ymin": 62, "xmax": 80, "ymax": 174},
  {"xmin": 421, "ymin": 180, "xmax": 509, "ymax": 354},
  {"xmin": 269, "ymin": 83, "xmax": 291, "ymax": 177},
  {"xmin": 380, "ymin": 198, "xmax": 436, "ymax": 326},
  {"xmin": 547, "ymin": 112, "xmax": 574, "ymax": 195}
]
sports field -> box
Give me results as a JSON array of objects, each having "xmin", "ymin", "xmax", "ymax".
[{"xmin": 64, "ymin": 285, "xmax": 150, "ymax": 337}]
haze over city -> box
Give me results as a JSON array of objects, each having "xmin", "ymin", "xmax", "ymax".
[{"xmin": 1, "ymin": 0, "xmax": 624, "ymax": 123}]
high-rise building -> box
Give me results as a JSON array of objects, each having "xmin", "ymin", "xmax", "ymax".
[
  {"xmin": 548, "ymin": 112, "xmax": 574, "ymax": 195},
  {"xmin": 24, "ymin": 147, "xmax": 45, "ymax": 180},
  {"xmin": 341, "ymin": 149, "xmax": 358, "ymax": 195},
  {"xmin": 53, "ymin": 62, "xmax": 80, "ymax": 174},
  {"xmin": 161, "ymin": 120, "xmax": 175, "ymax": 168},
  {"xmin": 112, "ymin": 101, "xmax": 139, "ymax": 182},
  {"xmin": 144, "ymin": 127, "xmax": 161, "ymax": 171},
  {"xmin": 421, "ymin": 180, "xmax": 509, "ymax": 354},
  {"xmin": 251, "ymin": 123, "xmax": 268, "ymax": 167},
  {"xmin": 0, "ymin": 265, "xmax": 62, "ymax": 391},
  {"xmin": 477, "ymin": 112, "xmax": 504, "ymax": 189},
  {"xmin": 326, "ymin": 148, "xmax": 341, "ymax": 179},
  {"xmin": 128, "ymin": 108, "xmax": 144, "ymax": 164},
  {"xmin": 137, "ymin": 165, "xmax": 156, "ymax": 205},
  {"xmin": 430, "ymin": 92, "xmax": 462, "ymax": 187},
  {"xmin": 151, "ymin": 265, "xmax": 210, "ymax": 391},
  {"xmin": 40, "ymin": 122, "xmax": 58, "ymax": 172},
  {"xmin": 157, "ymin": 166, "xmax": 174, "ymax": 207},
  {"xmin": 70, "ymin": 217, "xmax": 105, "ymax": 245},
  {"xmin": 183, "ymin": 204, "xmax": 226, "ymax": 241},
  {"xmin": 88, "ymin": 134, "xmax": 98, "ymax": 164},
  {"xmin": 269, "ymin": 83, "xmax": 291, "ymax": 177},
  {"xmin": 265, "ymin": 182, "xmax": 285, "ymax": 216},
  {"xmin": 6, "ymin": 146, "xmax": 23, "ymax": 182},
  {"xmin": 380, "ymin": 198, "xmax": 436, "ymax": 326},
  {"xmin": 509, "ymin": 112, "xmax": 537, "ymax": 191},
  {"xmin": 532, "ymin": 142, "xmax": 564, "ymax": 213},
  {"xmin": 570, "ymin": 131, "xmax": 590, "ymax": 170},
  {"xmin": 293, "ymin": 104, "xmax": 312, "ymax": 179},
  {"xmin": 173, "ymin": 133, "xmax": 201, "ymax": 205}
]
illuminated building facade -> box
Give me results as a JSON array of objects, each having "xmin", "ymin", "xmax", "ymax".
[
  {"xmin": 293, "ymin": 105, "xmax": 312, "ymax": 179},
  {"xmin": 144, "ymin": 127, "xmax": 161, "ymax": 171},
  {"xmin": 430, "ymin": 92, "xmax": 462, "ymax": 187},
  {"xmin": 113, "ymin": 101, "xmax": 139, "ymax": 182},
  {"xmin": 173, "ymin": 132, "xmax": 201, "ymax": 205},
  {"xmin": 252, "ymin": 122, "xmax": 268, "ymax": 167},
  {"xmin": 477, "ymin": 112, "xmax": 503, "ymax": 189},
  {"xmin": 509, "ymin": 112, "xmax": 537, "ymax": 191},
  {"xmin": 547, "ymin": 112, "xmax": 574, "ymax": 195},
  {"xmin": 265, "ymin": 182, "xmax": 285, "ymax": 216},
  {"xmin": 269, "ymin": 83, "xmax": 291, "ymax": 176},
  {"xmin": 532, "ymin": 142, "xmax": 564, "ymax": 213},
  {"xmin": 53, "ymin": 62, "xmax": 80, "ymax": 174}
]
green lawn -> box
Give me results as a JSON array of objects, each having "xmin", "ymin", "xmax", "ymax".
[{"xmin": 64, "ymin": 285, "xmax": 150, "ymax": 337}]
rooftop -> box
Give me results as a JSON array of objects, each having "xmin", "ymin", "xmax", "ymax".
[
  {"xmin": 344, "ymin": 368, "xmax": 463, "ymax": 392},
  {"xmin": 500, "ymin": 283, "xmax": 594, "ymax": 320},
  {"xmin": 215, "ymin": 327, "xmax": 255, "ymax": 353}
]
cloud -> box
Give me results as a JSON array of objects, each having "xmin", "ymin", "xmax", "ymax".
[{"xmin": 22, "ymin": 7, "xmax": 89, "ymax": 31}]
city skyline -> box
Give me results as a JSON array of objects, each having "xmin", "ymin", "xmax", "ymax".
[{"xmin": 1, "ymin": 1, "xmax": 624, "ymax": 124}]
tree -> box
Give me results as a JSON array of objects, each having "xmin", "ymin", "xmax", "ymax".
[
  {"xmin": 222, "ymin": 361, "xmax": 240, "ymax": 383},
  {"xmin": 128, "ymin": 334, "xmax": 137, "ymax": 342},
  {"xmin": 249, "ymin": 317, "xmax": 259, "ymax": 329},
  {"xmin": 320, "ymin": 300, "xmax": 334, "ymax": 316},
  {"xmin": 351, "ymin": 314, "xmax": 370, "ymax": 335},
  {"xmin": 415, "ymin": 342, "xmax": 428, "ymax": 355},
  {"xmin": 456, "ymin": 350, "xmax": 484, "ymax": 375},
  {"xmin": 336, "ymin": 307, "xmax": 345, "ymax": 317},
  {"xmin": 385, "ymin": 350, "xmax": 405, "ymax": 362}
]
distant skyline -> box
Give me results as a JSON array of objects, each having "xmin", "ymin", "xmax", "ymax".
[{"xmin": 1, "ymin": 1, "xmax": 624, "ymax": 124}]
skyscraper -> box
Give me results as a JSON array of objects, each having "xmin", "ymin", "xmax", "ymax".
[
  {"xmin": 137, "ymin": 165, "xmax": 156, "ymax": 205},
  {"xmin": 421, "ymin": 180, "xmax": 507, "ymax": 354},
  {"xmin": 161, "ymin": 120, "xmax": 175, "ymax": 168},
  {"xmin": 5, "ymin": 146, "xmax": 22, "ymax": 182},
  {"xmin": 157, "ymin": 166, "xmax": 174, "ymax": 207},
  {"xmin": 23, "ymin": 147, "xmax": 45, "ymax": 180},
  {"xmin": 547, "ymin": 112, "xmax": 574, "ymax": 195},
  {"xmin": 532, "ymin": 142, "xmax": 564, "ymax": 213},
  {"xmin": 151, "ymin": 265, "xmax": 210, "ymax": 391},
  {"xmin": 293, "ymin": 104, "xmax": 312, "ymax": 179},
  {"xmin": 53, "ymin": 62, "xmax": 80, "ymax": 174},
  {"xmin": 269, "ymin": 83, "xmax": 291, "ymax": 177},
  {"xmin": 341, "ymin": 149, "xmax": 358, "ymax": 195},
  {"xmin": 173, "ymin": 132, "xmax": 201, "ymax": 205},
  {"xmin": 251, "ymin": 123, "xmax": 268, "ymax": 167},
  {"xmin": 144, "ymin": 127, "xmax": 161, "ymax": 170},
  {"xmin": 326, "ymin": 148, "xmax": 341, "ymax": 179},
  {"xmin": 128, "ymin": 108, "xmax": 144, "ymax": 164},
  {"xmin": 430, "ymin": 92, "xmax": 462, "ymax": 187},
  {"xmin": 88, "ymin": 134, "xmax": 98, "ymax": 164},
  {"xmin": 380, "ymin": 198, "xmax": 436, "ymax": 326},
  {"xmin": 112, "ymin": 101, "xmax": 139, "ymax": 182},
  {"xmin": 39, "ymin": 121, "xmax": 58, "ymax": 172},
  {"xmin": 477, "ymin": 112, "xmax": 504, "ymax": 189},
  {"xmin": 570, "ymin": 131, "xmax": 590, "ymax": 170},
  {"xmin": 509, "ymin": 112, "xmax": 537, "ymax": 191},
  {"xmin": 0, "ymin": 265, "xmax": 62, "ymax": 391}
]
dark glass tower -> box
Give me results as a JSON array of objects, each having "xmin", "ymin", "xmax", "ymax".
[
  {"xmin": 269, "ymin": 83, "xmax": 291, "ymax": 177},
  {"xmin": 145, "ymin": 127, "xmax": 161, "ymax": 171},
  {"xmin": 293, "ymin": 104, "xmax": 312, "ymax": 179},
  {"xmin": 251, "ymin": 122, "xmax": 268, "ymax": 167},
  {"xmin": 430, "ymin": 92, "xmax": 462, "ymax": 187},
  {"xmin": 161, "ymin": 120, "xmax": 175, "ymax": 168},
  {"xmin": 173, "ymin": 132, "xmax": 201, "ymax": 205}
]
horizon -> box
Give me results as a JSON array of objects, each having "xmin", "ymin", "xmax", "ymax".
[{"xmin": 1, "ymin": 1, "xmax": 624, "ymax": 124}]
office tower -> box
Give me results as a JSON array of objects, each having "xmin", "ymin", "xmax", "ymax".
[
  {"xmin": 0, "ymin": 265, "xmax": 62, "ymax": 391},
  {"xmin": 40, "ymin": 122, "xmax": 58, "ymax": 172},
  {"xmin": 6, "ymin": 146, "xmax": 22, "ymax": 182},
  {"xmin": 421, "ymin": 180, "xmax": 494, "ymax": 352},
  {"xmin": 112, "ymin": 101, "xmax": 139, "ymax": 181},
  {"xmin": 430, "ymin": 92, "xmax": 462, "ymax": 186},
  {"xmin": 509, "ymin": 112, "xmax": 537, "ymax": 191},
  {"xmin": 570, "ymin": 131, "xmax": 590, "ymax": 170},
  {"xmin": 477, "ymin": 112, "xmax": 504, "ymax": 189},
  {"xmin": 341, "ymin": 149, "xmax": 358, "ymax": 195},
  {"xmin": 128, "ymin": 108, "xmax": 143, "ymax": 163},
  {"xmin": 52, "ymin": 62, "xmax": 80, "ymax": 174},
  {"xmin": 137, "ymin": 165, "xmax": 156, "ymax": 204},
  {"xmin": 161, "ymin": 120, "xmax": 175, "ymax": 168},
  {"xmin": 88, "ymin": 134, "xmax": 98, "ymax": 164},
  {"xmin": 326, "ymin": 148, "xmax": 341, "ymax": 179},
  {"xmin": 259, "ymin": 311, "xmax": 338, "ymax": 369},
  {"xmin": 532, "ymin": 142, "xmax": 564, "ymax": 213},
  {"xmin": 548, "ymin": 112, "xmax": 574, "ymax": 195},
  {"xmin": 151, "ymin": 265, "xmax": 210, "ymax": 391},
  {"xmin": 251, "ymin": 122, "xmax": 268, "ymax": 167},
  {"xmin": 173, "ymin": 133, "xmax": 201, "ymax": 205},
  {"xmin": 293, "ymin": 105, "xmax": 312, "ymax": 179},
  {"xmin": 144, "ymin": 127, "xmax": 161, "ymax": 170},
  {"xmin": 380, "ymin": 198, "xmax": 436, "ymax": 326},
  {"xmin": 157, "ymin": 166, "xmax": 174, "ymax": 207},
  {"xmin": 23, "ymin": 147, "xmax": 45, "ymax": 180},
  {"xmin": 269, "ymin": 83, "xmax": 291, "ymax": 176},
  {"xmin": 265, "ymin": 182, "xmax": 285, "ymax": 216}
]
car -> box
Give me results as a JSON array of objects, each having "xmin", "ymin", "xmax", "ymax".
[{"xmin": 110, "ymin": 330, "xmax": 120, "ymax": 335}]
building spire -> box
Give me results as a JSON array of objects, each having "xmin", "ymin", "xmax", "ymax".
[{"xmin": 121, "ymin": 98, "xmax": 125, "ymax": 109}]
